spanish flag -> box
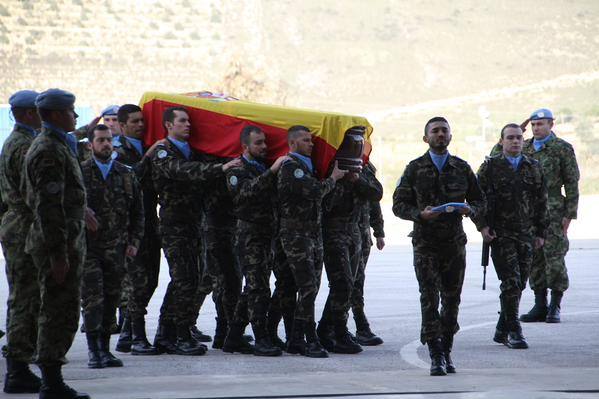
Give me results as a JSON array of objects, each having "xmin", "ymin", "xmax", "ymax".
[{"xmin": 140, "ymin": 91, "xmax": 373, "ymax": 177}]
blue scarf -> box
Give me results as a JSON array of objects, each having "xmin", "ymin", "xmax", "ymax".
[
  {"xmin": 43, "ymin": 122, "xmax": 78, "ymax": 157},
  {"xmin": 15, "ymin": 122, "xmax": 38, "ymax": 137},
  {"xmin": 243, "ymin": 154, "xmax": 267, "ymax": 173},
  {"xmin": 94, "ymin": 157, "xmax": 114, "ymax": 180},
  {"xmin": 124, "ymin": 136, "xmax": 144, "ymax": 155},
  {"xmin": 533, "ymin": 132, "xmax": 554, "ymax": 152},
  {"xmin": 112, "ymin": 135, "xmax": 122, "ymax": 147},
  {"xmin": 505, "ymin": 154, "xmax": 522, "ymax": 171},
  {"xmin": 168, "ymin": 137, "xmax": 191, "ymax": 159},
  {"xmin": 290, "ymin": 152, "xmax": 313, "ymax": 173},
  {"xmin": 429, "ymin": 150, "xmax": 449, "ymax": 172}
]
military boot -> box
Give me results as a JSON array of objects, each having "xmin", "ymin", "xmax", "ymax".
[
  {"xmin": 252, "ymin": 322, "xmax": 282, "ymax": 357},
  {"xmin": 3, "ymin": 358, "xmax": 42, "ymax": 393},
  {"xmin": 212, "ymin": 317, "xmax": 228, "ymax": 349},
  {"xmin": 354, "ymin": 309, "xmax": 384, "ymax": 346},
  {"xmin": 85, "ymin": 332, "xmax": 103, "ymax": 369},
  {"xmin": 223, "ymin": 322, "xmax": 254, "ymax": 354},
  {"xmin": 505, "ymin": 320, "xmax": 528, "ymax": 349},
  {"xmin": 427, "ymin": 338, "xmax": 447, "ymax": 376},
  {"xmin": 39, "ymin": 365, "xmax": 90, "ymax": 399},
  {"xmin": 493, "ymin": 311, "xmax": 507, "ymax": 344},
  {"xmin": 190, "ymin": 325, "xmax": 212, "ymax": 342},
  {"xmin": 316, "ymin": 321, "xmax": 336, "ymax": 352},
  {"xmin": 115, "ymin": 315, "xmax": 132, "ymax": 353},
  {"xmin": 153, "ymin": 320, "xmax": 177, "ymax": 354},
  {"xmin": 546, "ymin": 290, "xmax": 563, "ymax": 323},
  {"xmin": 98, "ymin": 333, "xmax": 124, "ymax": 367},
  {"xmin": 266, "ymin": 309, "xmax": 286, "ymax": 350},
  {"xmin": 175, "ymin": 324, "xmax": 207, "ymax": 356},
  {"xmin": 442, "ymin": 334, "xmax": 456, "ymax": 373},
  {"xmin": 131, "ymin": 317, "xmax": 160, "ymax": 356},
  {"xmin": 286, "ymin": 319, "xmax": 307, "ymax": 355},
  {"xmin": 520, "ymin": 289, "xmax": 548, "ymax": 322},
  {"xmin": 332, "ymin": 323, "xmax": 363, "ymax": 354},
  {"xmin": 304, "ymin": 322, "xmax": 329, "ymax": 358}
]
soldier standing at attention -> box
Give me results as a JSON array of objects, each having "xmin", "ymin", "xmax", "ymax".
[
  {"xmin": 80, "ymin": 125, "xmax": 144, "ymax": 368},
  {"xmin": 0, "ymin": 90, "xmax": 42, "ymax": 394},
  {"xmin": 519, "ymin": 109, "xmax": 579, "ymax": 324},
  {"xmin": 24, "ymin": 88, "xmax": 90, "ymax": 399},
  {"xmin": 151, "ymin": 107, "xmax": 240, "ymax": 356},
  {"xmin": 392, "ymin": 117, "xmax": 484, "ymax": 376},
  {"xmin": 278, "ymin": 125, "xmax": 347, "ymax": 358},
  {"xmin": 475, "ymin": 123, "xmax": 549, "ymax": 349}
]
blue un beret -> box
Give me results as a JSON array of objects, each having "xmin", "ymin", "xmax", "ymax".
[
  {"xmin": 35, "ymin": 88, "xmax": 76, "ymax": 110},
  {"xmin": 101, "ymin": 105, "xmax": 119, "ymax": 117},
  {"xmin": 530, "ymin": 108, "xmax": 554, "ymax": 121},
  {"xmin": 9, "ymin": 90, "xmax": 40, "ymax": 108}
]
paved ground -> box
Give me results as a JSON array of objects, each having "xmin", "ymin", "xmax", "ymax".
[{"xmin": 0, "ymin": 240, "xmax": 597, "ymax": 399}]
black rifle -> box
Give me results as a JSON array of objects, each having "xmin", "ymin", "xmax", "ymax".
[
  {"xmin": 481, "ymin": 157, "xmax": 496, "ymax": 291},
  {"xmin": 481, "ymin": 241, "xmax": 489, "ymax": 290}
]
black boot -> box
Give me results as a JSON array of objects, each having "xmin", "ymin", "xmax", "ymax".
[
  {"xmin": 153, "ymin": 320, "xmax": 178, "ymax": 354},
  {"xmin": 354, "ymin": 310, "xmax": 384, "ymax": 346},
  {"xmin": 266, "ymin": 310, "xmax": 286, "ymax": 350},
  {"xmin": 223, "ymin": 322, "xmax": 254, "ymax": 354},
  {"xmin": 252, "ymin": 322, "xmax": 282, "ymax": 356},
  {"xmin": 546, "ymin": 290, "xmax": 563, "ymax": 323},
  {"xmin": 286, "ymin": 319, "xmax": 307, "ymax": 355},
  {"xmin": 316, "ymin": 321, "xmax": 336, "ymax": 352},
  {"xmin": 304, "ymin": 322, "xmax": 329, "ymax": 358},
  {"xmin": 115, "ymin": 315, "xmax": 132, "ymax": 353},
  {"xmin": 520, "ymin": 289, "xmax": 548, "ymax": 322},
  {"xmin": 442, "ymin": 334, "xmax": 455, "ymax": 373},
  {"xmin": 493, "ymin": 311, "xmax": 507, "ymax": 344},
  {"xmin": 332, "ymin": 323, "xmax": 362, "ymax": 354},
  {"xmin": 131, "ymin": 317, "xmax": 160, "ymax": 356},
  {"xmin": 85, "ymin": 332, "xmax": 103, "ymax": 369},
  {"xmin": 3, "ymin": 358, "xmax": 42, "ymax": 393},
  {"xmin": 98, "ymin": 333, "xmax": 123, "ymax": 367},
  {"xmin": 39, "ymin": 365, "xmax": 90, "ymax": 399},
  {"xmin": 175, "ymin": 324, "xmax": 207, "ymax": 356},
  {"xmin": 212, "ymin": 317, "xmax": 228, "ymax": 349},
  {"xmin": 190, "ymin": 325, "xmax": 212, "ymax": 342},
  {"xmin": 506, "ymin": 320, "xmax": 529, "ymax": 349},
  {"xmin": 427, "ymin": 338, "xmax": 447, "ymax": 376}
]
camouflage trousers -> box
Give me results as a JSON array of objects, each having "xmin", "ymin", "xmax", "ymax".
[
  {"xmin": 529, "ymin": 219, "xmax": 569, "ymax": 292},
  {"xmin": 81, "ymin": 244, "xmax": 126, "ymax": 333},
  {"xmin": 351, "ymin": 227, "xmax": 373, "ymax": 328},
  {"xmin": 159, "ymin": 235, "xmax": 201, "ymax": 327},
  {"xmin": 126, "ymin": 226, "xmax": 162, "ymax": 318},
  {"xmin": 2, "ymin": 241, "xmax": 40, "ymax": 362},
  {"xmin": 413, "ymin": 239, "xmax": 466, "ymax": 344},
  {"xmin": 269, "ymin": 235, "xmax": 297, "ymax": 332},
  {"xmin": 279, "ymin": 232, "xmax": 324, "ymax": 323},
  {"xmin": 320, "ymin": 226, "xmax": 362, "ymax": 328}
]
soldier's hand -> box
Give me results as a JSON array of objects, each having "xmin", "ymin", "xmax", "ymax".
[
  {"xmin": 520, "ymin": 118, "xmax": 530, "ymax": 133},
  {"xmin": 223, "ymin": 158, "xmax": 243, "ymax": 171},
  {"xmin": 481, "ymin": 226, "xmax": 496, "ymax": 243},
  {"xmin": 534, "ymin": 237, "xmax": 545, "ymax": 249},
  {"xmin": 420, "ymin": 206, "xmax": 441, "ymax": 221},
  {"xmin": 144, "ymin": 139, "xmax": 167, "ymax": 158},
  {"xmin": 562, "ymin": 217, "xmax": 571, "ymax": 237},
  {"xmin": 85, "ymin": 207, "xmax": 99, "ymax": 232},
  {"xmin": 376, "ymin": 237, "xmax": 385, "ymax": 250},
  {"xmin": 125, "ymin": 245, "xmax": 138, "ymax": 258},
  {"xmin": 50, "ymin": 255, "xmax": 69, "ymax": 285},
  {"xmin": 88, "ymin": 115, "xmax": 102, "ymax": 130},
  {"xmin": 270, "ymin": 155, "xmax": 291, "ymax": 173},
  {"xmin": 330, "ymin": 161, "xmax": 348, "ymax": 181}
]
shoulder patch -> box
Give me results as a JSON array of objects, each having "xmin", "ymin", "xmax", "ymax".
[
  {"xmin": 294, "ymin": 168, "xmax": 305, "ymax": 179},
  {"xmin": 157, "ymin": 149, "xmax": 168, "ymax": 159},
  {"xmin": 229, "ymin": 175, "xmax": 238, "ymax": 186}
]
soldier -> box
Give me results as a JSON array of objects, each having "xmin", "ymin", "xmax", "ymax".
[
  {"xmin": 277, "ymin": 125, "xmax": 347, "ymax": 358},
  {"xmin": 0, "ymin": 90, "xmax": 42, "ymax": 394},
  {"xmin": 225, "ymin": 125, "xmax": 290, "ymax": 356},
  {"xmin": 24, "ymin": 88, "xmax": 89, "ymax": 398},
  {"xmin": 99, "ymin": 105, "xmax": 122, "ymax": 146},
  {"xmin": 80, "ymin": 124, "xmax": 144, "ymax": 368},
  {"xmin": 476, "ymin": 123, "xmax": 549, "ymax": 349},
  {"xmin": 317, "ymin": 159, "xmax": 383, "ymax": 354},
  {"xmin": 519, "ymin": 109, "xmax": 579, "ymax": 323},
  {"xmin": 152, "ymin": 106, "xmax": 241, "ymax": 356},
  {"xmin": 351, "ymin": 162, "xmax": 385, "ymax": 346},
  {"xmin": 392, "ymin": 116, "xmax": 484, "ymax": 376}
]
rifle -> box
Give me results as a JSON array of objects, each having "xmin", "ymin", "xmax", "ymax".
[
  {"xmin": 481, "ymin": 241, "xmax": 489, "ymax": 290},
  {"xmin": 481, "ymin": 157, "xmax": 496, "ymax": 291}
]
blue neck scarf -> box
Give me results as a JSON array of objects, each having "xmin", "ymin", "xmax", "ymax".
[
  {"xmin": 505, "ymin": 154, "xmax": 522, "ymax": 171},
  {"xmin": 429, "ymin": 150, "xmax": 449, "ymax": 172},
  {"xmin": 290, "ymin": 152, "xmax": 313, "ymax": 173},
  {"xmin": 124, "ymin": 136, "xmax": 144, "ymax": 155},
  {"xmin": 93, "ymin": 157, "xmax": 114, "ymax": 180},
  {"xmin": 533, "ymin": 132, "xmax": 554, "ymax": 151},
  {"xmin": 112, "ymin": 135, "xmax": 122, "ymax": 147},
  {"xmin": 243, "ymin": 154, "xmax": 267, "ymax": 173},
  {"xmin": 43, "ymin": 122, "xmax": 78, "ymax": 156},
  {"xmin": 168, "ymin": 137, "xmax": 191, "ymax": 159},
  {"xmin": 15, "ymin": 122, "xmax": 38, "ymax": 137}
]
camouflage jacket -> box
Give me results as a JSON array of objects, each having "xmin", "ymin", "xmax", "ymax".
[
  {"xmin": 475, "ymin": 154, "xmax": 549, "ymax": 240},
  {"xmin": 277, "ymin": 154, "xmax": 335, "ymax": 235},
  {"xmin": 226, "ymin": 156, "xmax": 276, "ymax": 229},
  {"xmin": 200, "ymin": 154, "xmax": 236, "ymax": 230},
  {"xmin": 0, "ymin": 124, "xmax": 36, "ymax": 244},
  {"xmin": 392, "ymin": 151, "xmax": 485, "ymax": 244},
  {"xmin": 358, "ymin": 163, "xmax": 385, "ymax": 238},
  {"xmin": 81, "ymin": 159, "xmax": 144, "ymax": 248},
  {"xmin": 151, "ymin": 138, "xmax": 224, "ymax": 236},
  {"xmin": 24, "ymin": 126, "xmax": 87, "ymax": 256}
]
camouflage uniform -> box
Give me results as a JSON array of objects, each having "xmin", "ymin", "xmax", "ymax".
[
  {"xmin": 80, "ymin": 159, "xmax": 144, "ymax": 334},
  {"xmin": 0, "ymin": 123, "xmax": 38, "ymax": 362},
  {"xmin": 24, "ymin": 125, "xmax": 87, "ymax": 365},
  {"xmin": 475, "ymin": 154, "xmax": 549, "ymax": 328},
  {"xmin": 392, "ymin": 152, "xmax": 484, "ymax": 344}
]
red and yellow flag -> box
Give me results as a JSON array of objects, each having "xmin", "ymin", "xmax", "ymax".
[{"xmin": 139, "ymin": 91, "xmax": 373, "ymax": 177}]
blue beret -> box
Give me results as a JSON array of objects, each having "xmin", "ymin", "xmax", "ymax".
[
  {"xmin": 530, "ymin": 108, "xmax": 554, "ymax": 120},
  {"xmin": 35, "ymin": 88, "xmax": 76, "ymax": 110},
  {"xmin": 101, "ymin": 105, "xmax": 119, "ymax": 117},
  {"xmin": 9, "ymin": 90, "xmax": 39, "ymax": 108}
]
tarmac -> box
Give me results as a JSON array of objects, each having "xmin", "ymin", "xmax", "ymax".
[{"xmin": 0, "ymin": 238, "xmax": 598, "ymax": 399}]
